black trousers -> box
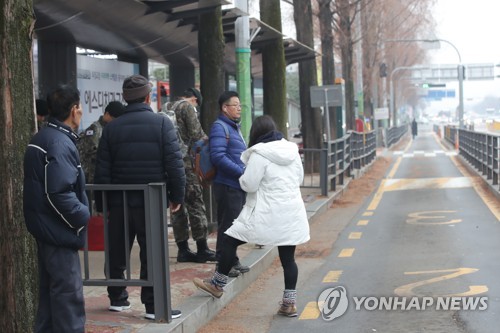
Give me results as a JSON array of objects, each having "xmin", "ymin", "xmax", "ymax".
[
  {"xmin": 107, "ymin": 206, "xmax": 153, "ymax": 307},
  {"xmin": 213, "ymin": 183, "xmax": 246, "ymax": 262},
  {"xmin": 35, "ymin": 241, "xmax": 85, "ymax": 333},
  {"xmin": 217, "ymin": 237, "xmax": 298, "ymax": 290}
]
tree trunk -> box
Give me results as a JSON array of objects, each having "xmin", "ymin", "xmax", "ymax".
[
  {"xmin": 294, "ymin": 0, "xmax": 321, "ymax": 150},
  {"xmin": 317, "ymin": 0, "xmax": 338, "ymax": 140},
  {"xmin": 198, "ymin": 8, "xmax": 225, "ymax": 129},
  {"xmin": 0, "ymin": 1, "xmax": 38, "ymax": 331},
  {"xmin": 259, "ymin": 0, "xmax": 287, "ymax": 137},
  {"xmin": 198, "ymin": 7, "xmax": 225, "ymax": 232},
  {"xmin": 338, "ymin": 0, "xmax": 355, "ymax": 131},
  {"xmin": 293, "ymin": 0, "xmax": 322, "ymax": 172}
]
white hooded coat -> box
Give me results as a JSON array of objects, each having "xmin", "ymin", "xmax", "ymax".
[{"xmin": 225, "ymin": 138, "xmax": 310, "ymax": 246}]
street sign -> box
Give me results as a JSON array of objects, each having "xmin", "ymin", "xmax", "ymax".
[
  {"xmin": 374, "ymin": 107, "xmax": 389, "ymax": 120},
  {"xmin": 409, "ymin": 63, "xmax": 495, "ymax": 82},
  {"xmin": 466, "ymin": 63, "xmax": 495, "ymax": 80},
  {"xmin": 310, "ymin": 85, "xmax": 344, "ymax": 107}
]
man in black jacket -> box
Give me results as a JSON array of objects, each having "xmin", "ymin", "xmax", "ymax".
[
  {"xmin": 94, "ymin": 74, "xmax": 186, "ymax": 320},
  {"xmin": 23, "ymin": 85, "xmax": 90, "ymax": 333}
]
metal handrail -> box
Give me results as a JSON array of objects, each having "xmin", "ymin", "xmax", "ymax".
[
  {"xmin": 82, "ymin": 183, "xmax": 173, "ymax": 323},
  {"xmin": 300, "ymin": 130, "xmax": 377, "ymax": 196},
  {"xmin": 456, "ymin": 128, "xmax": 499, "ymax": 193}
]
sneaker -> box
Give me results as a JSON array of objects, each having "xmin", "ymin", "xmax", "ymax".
[
  {"xmin": 196, "ymin": 248, "xmax": 217, "ymax": 263},
  {"xmin": 277, "ymin": 303, "xmax": 298, "ymax": 317},
  {"xmin": 215, "ymin": 263, "xmax": 241, "ymax": 278},
  {"xmin": 228, "ymin": 267, "xmax": 241, "ymax": 278},
  {"xmin": 109, "ymin": 300, "xmax": 131, "ymax": 312},
  {"xmin": 232, "ymin": 261, "xmax": 250, "ymax": 273},
  {"xmin": 144, "ymin": 309, "xmax": 182, "ymax": 320},
  {"xmin": 193, "ymin": 278, "xmax": 224, "ymax": 298},
  {"xmin": 177, "ymin": 248, "xmax": 199, "ymax": 263}
]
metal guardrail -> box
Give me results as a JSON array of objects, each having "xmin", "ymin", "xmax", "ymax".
[
  {"xmin": 444, "ymin": 125, "xmax": 458, "ymax": 145},
  {"xmin": 351, "ymin": 130, "xmax": 377, "ymax": 170},
  {"xmin": 457, "ymin": 129, "xmax": 500, "ymax": 192},
  {"xmin": 327, "ymin": 134, "xmax": 352, "ymax": 193},
  {"xmin": 82, "ymin": 183, "xmax": 173, "ymax": 323},
  {"xmin": 300, "ymin": 130, "xmax": 377, "ymax": 196},
  {"xmin": 386, "ymin": 124, "xmax": 409, "ymax": 147}
]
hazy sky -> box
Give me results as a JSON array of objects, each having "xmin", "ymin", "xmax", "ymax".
[
  {"xmin": 431, "ymin": 0, "xmax": 499, "ymax": 64},
  {"xmin": 428, "ymin": 0, "xmax": 500, "ymax": 104}
]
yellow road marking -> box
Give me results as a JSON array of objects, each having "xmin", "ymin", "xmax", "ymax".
[
  {"xmin": 432, "ymin": 134, "xmax": 500, "ymax": 222},
  {"xmin": 362, "ymin": 212, "xmax": 373, "ymax": 216},
  {"xmin": 299, "ymin": 301, "xmax": 320, "ymax": 320},
  {"xmin": 349, "ymin": 232, "xmax": 362, "ymax": 239},
  {"xmin": 323, "ymin": 270, "xmax": 343, "ymax": 283},
  {"xmin": 367, "ymin": 178, "xmax": 386, "ymax": 211},
  {"xmin": 407, "ymin": 211, "xmax": 462, "ymax": 225},
  {"xmin": 338, "ymin": 248, "xmax": 355, "ymax": 257},
  {"xmin": 387, "ymin": 156, "xmax": 402, "ymax": 179},
  {"xmin": 451, "ymin": 156, "xmax": 500, "ymax": 222},
  {"xmin": 395, "ymin": 268, "xmax": 488, "ymax": 297},
  {"xmin": 357, "ymin": 219, "xmax": 369, "ymax": 226},
  {"xmin": 386, "ymin": 140, "xmax": 412, "ymax": 179},
  {"xmin": 383, "ymin": 177, "xmax": 472, "ymax": 192}
]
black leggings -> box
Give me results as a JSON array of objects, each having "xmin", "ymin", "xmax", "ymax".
[
  {"xmin": 278, "ymin": 245, "xmax": 298, "ymax": 290},
  {"xmin": 217, "ymin": 237, "xmax": 298, "ymax": 290}
]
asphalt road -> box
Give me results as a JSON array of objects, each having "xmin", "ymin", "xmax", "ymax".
[
  {"xmin": 198, "ymin": 126, "xmax": 500, "ymax": 333},
  {"xmin": 267, "ymin": 127, "xmax": 500, "ymax": 333}
]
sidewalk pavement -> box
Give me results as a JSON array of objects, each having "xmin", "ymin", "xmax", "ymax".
[{"xmin": 83, "ymin": 179, "xmax": 356, "ymax": 333}]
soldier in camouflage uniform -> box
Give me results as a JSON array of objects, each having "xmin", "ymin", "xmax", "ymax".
[
  {"xmin": 165, "ymin": 88, "xmax": 216, "ymax": 263},
  {"xmin": 78, "ymin": 101, "xmax": 125, "ymax": 184}
]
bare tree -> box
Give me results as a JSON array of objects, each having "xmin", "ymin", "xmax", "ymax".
[
  {"xmin": 293, "ymin": 0, "xmax": 322, "ymax": 154},
  {"xmin": 360, "ymin": 0, "xmax": 436, "ymax": 124},
  {"xmin": 333, "ymin": 0, "xmax": 360, "ymax": 131},
  {"xmin": 259, "ymin": 0, "xmax": 288, "ymax": 136},
  {"xmin": 313, "ymin": 0, "xmax": 436, "ymax": 129},
  {"xmin": 0, "ymin": 1, "xmax": 38, "ymax": 331},
  {"xmin": 316, "ymin": 0, "xmax": 340, "ymax": 139}
]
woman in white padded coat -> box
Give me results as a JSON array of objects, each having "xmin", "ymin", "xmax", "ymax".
[{"xmin": 194, "ymin": 115, "xmax": 310, "ymax": 317}]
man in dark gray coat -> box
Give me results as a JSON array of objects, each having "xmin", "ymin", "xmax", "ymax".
[{"xmin": 94, "ymin": 74, "xmax": 186, "ymax": 320}]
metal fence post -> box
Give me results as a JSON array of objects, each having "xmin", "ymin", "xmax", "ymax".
[
  {"xmin": 320, "ymin": 147, "xmax": 327, "ymax": 196},
  {"xmin": 148, "ymin": 183, "xmax": 172, "ymax": 323}
]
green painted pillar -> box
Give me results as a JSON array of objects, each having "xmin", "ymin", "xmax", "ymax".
[{"xmin": 236, "ymin": 47, "xmax": 252, "ymax": 142}]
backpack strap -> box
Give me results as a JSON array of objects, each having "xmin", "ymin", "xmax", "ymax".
[{"xmin": 214, "ymin": 119, "xmax": 230, "ymax": 142}]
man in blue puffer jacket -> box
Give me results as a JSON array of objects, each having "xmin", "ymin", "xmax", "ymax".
[
  {"xmin": 23, "ymin": 84, "xmax": 90, "ymax": 333},
  {"xmin": 209, "ymin": 91, "xmax": 250, "ymax": 276}
]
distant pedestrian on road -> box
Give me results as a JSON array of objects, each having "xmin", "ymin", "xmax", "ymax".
[
  {"xmin": 24, "ymin": 85, "xmax": 90, "ymax": 332},
  {"xmin": 194, "ymin": 115, "xmax": 310, "ymax": 317},
  {"xmin": 411, "ymin": 118, "xmax": 418, "ymax": 139},
  {"xmin": 94, "ymin": 74, "xmax": 186, "ymax": 320}
]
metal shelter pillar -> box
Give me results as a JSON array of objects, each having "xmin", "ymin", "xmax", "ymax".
[{"xmin": 37, "ymin": 39, "xmax": 77, "ymax": 98}]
